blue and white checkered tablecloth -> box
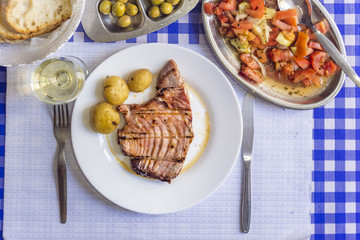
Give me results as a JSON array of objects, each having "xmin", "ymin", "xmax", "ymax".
[{"xmin": 0, "ymin": 0, "xmax": 359, "ymax": 238}]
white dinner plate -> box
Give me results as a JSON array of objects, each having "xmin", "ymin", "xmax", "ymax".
[{"xmin": 71, "ymin": 43, "xmax": 243, "ymax": 214}]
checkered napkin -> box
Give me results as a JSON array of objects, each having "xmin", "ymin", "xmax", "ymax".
[{"xmin": 3, "ymin": 39, "xmax": 312, "ymax": 240}]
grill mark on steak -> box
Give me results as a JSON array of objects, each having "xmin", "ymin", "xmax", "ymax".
[
  {"xmin": 117, "ymin": 113, "xmax": 193, "ymax": 139},
  {"xmin": 118, "ymin": 60, "xmax": 194, "ymax": 183},
  {"xmin": 119, "ymin": 137, "xmax": 192, "ymax": 161}
]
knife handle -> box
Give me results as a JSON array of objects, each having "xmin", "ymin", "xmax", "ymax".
[{"xmin": 240, "ymin": 160, "xmax": 251, "ymax": 233}]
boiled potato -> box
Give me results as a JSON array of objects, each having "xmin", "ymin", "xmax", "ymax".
[
  {"xmin": 103, "ymin": 76, "xmax": 129, "ymax": 105},
  {"xmin": 90, "ymin": 102, "xmax": 120, "ymax": 134},
  {"xmin": 128, "ymin": 69, "xmax": 153, "ymax": 92}
]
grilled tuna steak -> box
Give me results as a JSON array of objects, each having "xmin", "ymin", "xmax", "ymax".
[{"xmin": 117, "ymin": 60, "xmax": 194, "ymax": 183}]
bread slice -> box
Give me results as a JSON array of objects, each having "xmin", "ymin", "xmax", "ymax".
[
  {"xmin": 0, "ymin": 5, "xmax": 31, "ymax": 40},
  {"xmin": 1, "ymin": 0, "xmax": 72, "ymax": 35},
  {"xmin": 0, "ymin": 3, "xmax": 65, "ymax": 43},
  {"xmin": 0, "ymin": 14, "xmax": 61, "ymax": 41}
]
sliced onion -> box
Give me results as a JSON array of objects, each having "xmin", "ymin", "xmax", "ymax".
[
  {"xmin": 235, "ymin": 13, "xmax": 248, "ymax": 21},
  {"xmin": 276, "ymin": 44, "xmax": 288, "ymax": 50},
  {"xmin": 247, "ymin": 16, "xmax": 265, "ymax": 25},
  {"xmin": 251, "ymin": 54, "xmax": 266, "ymax": 76}
]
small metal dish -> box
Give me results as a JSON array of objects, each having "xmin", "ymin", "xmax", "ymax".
[
  {"xmin": 82, "ymin": 0, "xmax": 198, "ymax": 42},
  {"xmin": 202, "ymin": 0, "xmax": 346, "ymax": 110}
]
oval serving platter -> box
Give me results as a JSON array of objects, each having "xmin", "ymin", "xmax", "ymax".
[
  {"xmin": 202, "ymin": 0, "xmax": 346, "ymax": 110},
  {"xmin": 82, "ymin": 0, "xmax": 198, "ymax": 42}
]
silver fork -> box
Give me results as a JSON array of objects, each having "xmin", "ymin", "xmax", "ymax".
[{"xmin": 53, "ymin": 104, "xmax": 70, "ymax": 223}]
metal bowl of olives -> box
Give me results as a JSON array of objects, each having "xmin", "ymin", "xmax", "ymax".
[{"xmin": 82, "ymin": 0, "xmax": 198, "ymax": 42}]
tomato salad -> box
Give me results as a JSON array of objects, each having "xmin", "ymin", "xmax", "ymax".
[{"xmin": 204, "ymin": 0, "xmax": 338, "ymax": 87}]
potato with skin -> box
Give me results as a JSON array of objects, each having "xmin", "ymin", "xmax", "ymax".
[
  {"xmin": 103, "ymin": 76, "xmax": 129, "ymax": 105},
  {"xmin": 128, "ymin": 69, "xmax": 153, "ymax": 92},
  {"xmin": 90, "ymin": 102, "xmax": 120, "ymax": 134}
]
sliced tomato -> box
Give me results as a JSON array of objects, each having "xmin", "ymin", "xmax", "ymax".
[
  {"xmin": 217, "ymin": 14, "xmax": 229, "ymax": 24},
  {"xmin": 293, "ymin": 56, "xmax": 310, "ymax": 70},
  {"xmin": 282, "ymin": 49, "xmax": 292, "ymax": 62},
  {"xmin": 219, "ymin": 0, "xmax": 236, "ymax": 11},
  {"xmin": 302, "ymin": 79, "xmax": 312, "ymax": 86},
  {"xmin": 245, "ymin": 0, "xmax": 265, "ymax": 18},
  {"xmin": 272, "ymin": 20, "xmax": 297, "ymax": 32},
  {"xmin": 295, "ymin": 31, "xmax": 309, "ymax": 57},
  {"xmin": 273, "ymin": 9, "xmax": 297, "ymax": 22},
  {"xmin": 256, "ymin": 50, "xmax": 268, "ymax": 63},
  {"xmin": 312, "ymin": 75, "xmax": 323, "ymax": 86},
  {"xmin": 225, "ymin": 28, "xmax": 236, "ymax": 37},
  {"xmin": 323, "ymin": 60, "xmax": 337, "ymax": 77},
  {"xmin": 231, "ymin": 20, "xmax": 253, "ymax": 30},
  {"xmin": 310, "ymin": 51, "xmax": 326, "ymax": 75},
  {"xmin": 249, "ymin": 0, "xmax": 261, "ymax": 9},
  {"xmin": 267, "ymin": 49, "xmax": 283, "ymax": 62},
  {"xmin": 240, "ymin": 54, "xmax": 260, "ymax": 70},
  {"xmin": 204, "ymin": 2, "xmax": 215, "ymax": 15},
  {"xmin": 308, "ymin": 48, "xmax": 315, "ymax": 56},
  {"xmin": 232, "ymin": 27, "xmax": 245, "ymax": 37},
  {"xmin": 213, "ymin": 6, "xmax": 223, "ymax": 15},
  {"xmin": 315, "ymin": 19, "xmax": 330, "ymax": 34},
  {"xmin": 308, "ymin": 41, "xmax": 323, "ymax": 50},
  {"xmin": 293, "ymin": 68, "xmax": 316, "ymax": 83},
  {"xmin": 241, "ymin": 67, "xmax": 264, "ymax": 83},
  {"xmin": 282, "ymin": 63, "xmax": 295, "ymax": 75},
  {"xmin": 251, "ymin": 36, "xmax": 263, "ymax": 49},
  {"xmin": 283, "ymin": 16, "xmax": 298, "ymax": 27},
  {"xmin": 267, "ymin": 49, "xmax": 291, "ymax": 62},
  {"xmin": 291, "ymin": 57, "xmax": 299, "ymax": 70}
]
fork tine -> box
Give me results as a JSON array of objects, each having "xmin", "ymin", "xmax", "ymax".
[
  {"xmin": 65, "ymin": 104, "xmax": 69, "ymax": 127},
  {"xmin": 60, "ymin": 105, "xmax": 64, "ymax": 127},
  {"xmin": 54, "ymin": 105, "xmax": 59, "ymax": 127}
]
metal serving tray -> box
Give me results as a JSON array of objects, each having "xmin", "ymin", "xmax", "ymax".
[
  {"xmin": 202, "ymin": 0, "xmax": 346, "ymax": 110},
  {"xmin": 82, "ymin": 0, "xmax": 199, "ymax": 42}
]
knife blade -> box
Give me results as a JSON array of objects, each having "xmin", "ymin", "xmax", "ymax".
[{"xmin": 240, "ymin": 92, "xmax": 255, "ymax": 233}]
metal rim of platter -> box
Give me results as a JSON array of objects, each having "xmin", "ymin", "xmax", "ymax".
[
  {"xmin": 82, "ymin": 0, "xmax": 199, "ymax": 42},
  {"xmin": 202, "ymin": 0, "xmax": 346, "ymax": 110}
]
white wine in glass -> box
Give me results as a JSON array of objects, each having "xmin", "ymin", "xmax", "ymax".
[{"xmin": 31, "ymin": 56, "xmax": 89, "ymax": 104}]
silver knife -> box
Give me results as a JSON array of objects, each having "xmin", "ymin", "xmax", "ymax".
[{"xmin": 240, "ymin": 92, "xmax": 255, "ymax": 233}]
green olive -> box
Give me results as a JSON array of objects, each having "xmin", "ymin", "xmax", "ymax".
[
  {"xmin": 166, "ymin": 0, "xmax": 180, "ymax": 5},
  {"xmin": 148, "ymin": 6, "xmax": 161, "ymax": 18},
  {"xmin": 112, "ymin": 2, "xmax": 126, "ymax": 17},
  {"xmin": 117, "ymin": 15, "xmax": 132, "ymax": 28},
  {"xmin": 160, "ymin": 2, "xmax": 173, "ymax": 15},
  {"xmin": 126, "ymin": 3, "xmax": 138, "ymax": 16},
  {"xmin": 151, "ymin": 0, "xmax": 165, "ymax": 6},
  {"xmin": 116, "ymin": 0, "xmax": 128, "ymax": 3},
  {"xmin": 99, "ymin": 0, "xmax": 112, "ymax": 15}
]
